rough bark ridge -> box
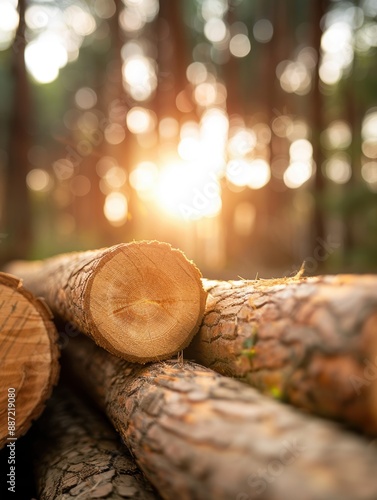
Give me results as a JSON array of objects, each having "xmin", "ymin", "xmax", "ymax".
[
  {"xmin": 0, "ymin": 272, "xmax": 59, "ymax": 448},
  {"xmin": 64, "ymin": 336, "xmax": 377, "ymax": 500},
  {"xmin": 185, "ymin": 275, "xmax": 377, "ymax": 434},
  {"xmin": 5, "ymin": 241, "xmax": 207, "ymax": 362},
  {"xmin": 32, "ymin": 385, "xmax": 159, "ymax": 500}
]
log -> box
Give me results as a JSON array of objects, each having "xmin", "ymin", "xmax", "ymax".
[
  {"xmin": 4, "ymin": 241, "xmax": 207, "ymax": 363},
  {"xmin": 32, "ymin": 385, "xmax": 159, "ymax": 500},
  {"xmin": 0, "ymin": 272, "xmax": 59, "ymax": 449},
  {"xmin": 63, "ymin": 335, "xmax": 377, "ymax": 500},
  {"xmin": 185, "ymin": 275, "xmax": 377, "ymax": 434}
]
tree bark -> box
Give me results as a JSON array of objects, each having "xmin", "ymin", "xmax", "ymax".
[
  {"xmin": 185, "ymin": 275, "xmax": 377, "ymax": 435},
  {"xmin": 4, "ymin": 241, "xmax": 207, "ymax": 363},
  {"xmin": 0, "ymin": 272, "xmax": 59, "ymax": 448},
  {"xmin": 32, "ymin": 385, "xmax": 159, "ymax": 500},
  {"xmin": 63, "ymin": 335, "xmax": 377, "ymax": 500}
]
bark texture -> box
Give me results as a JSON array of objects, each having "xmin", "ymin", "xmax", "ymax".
[
  {"xmin": 0, "ymin": 272, "xmax": 59, "ymax": 448},
  {"xmin": 5, "ymin": 241, "xmax": 207, "ymax": 362},
  {"xmin": 32, "ymin": 385, "xmax": 159, "ymax": 500},
  {"xmin": 63, "ymin": 335, "xmax": 377, "ymax": 500},
  {"xmin": 185, "ymin": 275, "xmax": 377, "ymax": 434}
]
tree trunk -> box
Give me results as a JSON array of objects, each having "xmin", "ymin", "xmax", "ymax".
[
  {"xmin": 3, "ymin": 0, "xmax": 33, "ymax": 264},
  {"xmin": 63, "ymin": 335, "xmax": 377, "ymax": 500},
  {"xmin": 311, "ymin": 0, "xmax": 328, "ymax": 247},
  {"xmin": 4, "ymin": 241, "xmax": 207, "ymax": 363},
  {"xmin": 32, "ymin": 385, "xmax": 159, "ymax": 500},
  {"xmin": 185, "ymin": 275, "xmax": 377, "ymax": 435},
  {"xmin": 0, "ymin": 273, "xmax": 59, "ymax": 448},
  {"xmin": 156, "ymin": 0, "xmax": 188, "ymax": 118}
]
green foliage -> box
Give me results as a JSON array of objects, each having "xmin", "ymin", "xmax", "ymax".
[{"xmin": 241, "ymin": 326, "xmax": 259, "ymax": 359}]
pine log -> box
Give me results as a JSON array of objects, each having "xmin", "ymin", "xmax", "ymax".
[
  {"xmin": 0, "ymin": 272, "xmax": 59, "ymax": 448},
  {"xmin": 32, "ymin": 385, "xmax": 159, "ymax": 500},
  {"xmin": 63, "ymin": 335, "xmax": 377, "ymax": 500},
  {"xmin": 4, "ymin": 241, "xmax": 207, "ymax": 363},
  {"xmin": 185, "ymin": 275, "xmax": 377, "ymax": 435}
]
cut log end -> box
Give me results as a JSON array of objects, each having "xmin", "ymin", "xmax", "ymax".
[
  {"xmin": 0, "ymin": 273, "xmax": 60, "ymax": 448},
  {"xmin": 88, "ymin": 241, "xmax": 207, "ymax": 362}
]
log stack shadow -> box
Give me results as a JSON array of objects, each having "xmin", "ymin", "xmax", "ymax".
[{"xmin": 31, "ymin": 384, "xmax": 160, "ymax": 499}]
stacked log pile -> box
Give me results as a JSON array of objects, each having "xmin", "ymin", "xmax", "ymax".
[{"xmin": 1, "ymin": 242, "xmax": 377, "ymax": 499}]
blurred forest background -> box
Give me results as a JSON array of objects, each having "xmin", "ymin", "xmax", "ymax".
[{"xmin": 0, "ymin": 0, "xmax": 377, "ymax": 278}]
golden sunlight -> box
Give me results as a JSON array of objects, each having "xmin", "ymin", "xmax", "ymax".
[
  {"xmin": 155, "ymin": 161, "xmax": 222, "ymax": 220},
  {"xmin": 122, "ymin": 55, "xmax": 157, "ymax": 101},
  {"xmin": 127, "ymin": 107, "xmax": 156, "ymax": 134},
  {"xmin": 104, "ymin": 192, "xmax": 128, "ymax": 225},
  {"xmin": 0, "ymin": 1, "xmax": 19, "ymax": 32},
  {"xmin": 26, "ymin": 169, "xmax": 51, "ymax": 192},
  {"xmin": 25, "ymin": 33, "xmax": 68, "ymax": 83},
  {"xmin": 284, "ymin": 161, "xmax": 313, "ymax": 188},
  {"xmin": 129, "ymin": 161, "xmax": 158, "ymax": 200}
]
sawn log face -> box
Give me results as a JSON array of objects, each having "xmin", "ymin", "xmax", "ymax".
[{"xmin": 0, "ymin": 272, "xmax": 59, "ymax": 448}]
